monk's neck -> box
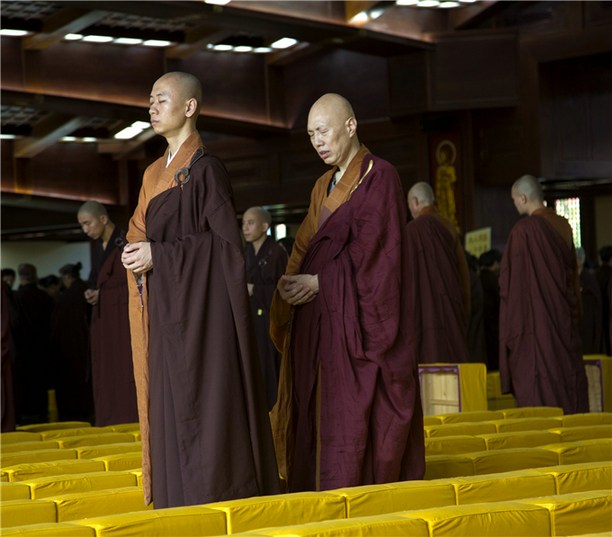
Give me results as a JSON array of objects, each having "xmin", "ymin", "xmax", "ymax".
[
  {"xmin": 252, "ymin": 234, "xmax": 267, "ymax": 255},
  {"xmin": 101, "ymin": 223, "xmax": 115, "ymax": 250},
  {"xmin": 166, "ymin": 127, "xmax": 197, "ymax": 157},
  {"xmin": 336, "ymin": 144, "xmax": 361, "ymax": 179}
]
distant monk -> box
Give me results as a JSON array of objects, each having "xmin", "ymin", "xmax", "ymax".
[
  {"xmin": 499, "ymin": 175, "xmax": 588, "ymax": 414},
  {"xmin": 576, "ymin": 247, "xmax": 603, "ymax": 354},
  {"xmin": 51, "ymin": 263, "xmax": 94, "ymax": 422},
  {"xmin": 270, "ymin": 93, "xmax": 425, "ymax": 492},
  {"xmin": 406, "ymin": 182, "xmax": 470, "ymax": 364},
  {"xmin": 78, "ymin": 201, "xmax": 138, "ymax": 426},
  {"xmin": 242, "ymin": 206, "xmax": 288, "ymax": 410}
]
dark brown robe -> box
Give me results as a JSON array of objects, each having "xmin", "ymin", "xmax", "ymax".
[
  {"xmin": 499, "ymin": 208, "xmax": 588, "ymax": 414},
  {"xmin": 127, "ymin": 132, "xmax": 279, "ymax": 507},
  {"xmin": 480, "ymin": 268, "xmax": 501, "ymax": 370},
  {"xmin": 271, "ymin": 147, "xmax": 425, "ymax": 492},
  {"xmin": 50, "ymin": 279, "xmax": 94, "ymax": 422},
  {"xmin": 405, "ymin": 206, "xmax": 470, "ymax": 364},
  {"xmin": 89, "ymin": 227, "xmax": 138, "ymax": 426},
  {"xmin": 245, "ymin": 236, "xmax": 288, "ymax": 410}
]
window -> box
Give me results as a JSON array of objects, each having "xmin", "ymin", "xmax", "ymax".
[{"xmin": 554, "ymin": 197, "xmax": 581, "ymax": 248}]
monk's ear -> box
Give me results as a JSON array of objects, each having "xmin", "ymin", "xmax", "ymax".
[
  {"xmin": 185, "ymin": 98, "xmax": 198, "ymax": 118},
  {"xmin": 262, "ymin": 222, "xmax": 270, "ymax": 233},
  {"xmin": 99, "ymin": 214, "xmax": 108, "ymax": 226},
  {"xmin": 346, "ymin": 117, "xmax": 357, "ymax": 137}
]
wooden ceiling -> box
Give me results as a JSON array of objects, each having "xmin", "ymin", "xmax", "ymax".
[{"xmin": 1, "ymin": 0, "xmax": 611, "ymax": 241}]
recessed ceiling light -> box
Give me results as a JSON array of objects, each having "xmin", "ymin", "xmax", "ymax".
[
  {"xmin": 213, "ymin": 44, "xmax": 233, "ymax": 52},
  {"xmin": 142, "ymin": 39, "xmax": 173, "ymax": 47},
  {"xmin": 440, "ymin": 1, "xmax": 460, "ymax": 7},
  {"xmin": 396, "ymin": 0, "xmax": 419, "ymax": 5},
  {"xmin": 417, "ymin": 0, "xmax": 440, "ymax": 6},
  {"xmin": 234, "ymin": 45, "xmax": 253, "ymax": 53},
  {"xmin": 0, "ymin": 29, "xmax": 29, "ymax": 37},
  {"xmin": 61, "ymin": 136, "xmax": 77, "ymax": 142},
  {"xmin": 82, "ymin": 35, "xmax": 114, "ymax": 43},
  {"xmin": 370, "ymin": 8, "xmax": 385, "ymax": 19},
  {"xmin": 253, "ymin": 46, "xmax": 273, "ymax": 54},
  {"xmin": 114, "ymin": 37, "xmax": 143, "ymax": 45},
  {"xmin": 81, "ymin": 137, "xmax": 97, "ymax": 143},
  {"xmin": 0, "ymin": 134, "xmax": 17, "ymax": 140},
  {"xmin": 64, "ymin": 33, "xmax": 83, "ymax": 41},
  {"xmin": 204, "ymin": 0, "xmax": 231, "ymax": 5},
  {"xmin": 349, "ymin": 11, "xmax": 369, "ymax": 25},
  {"xmin": 271, "ymin": 37, "xmax": 297, "ymax": 50},
  {"xmin": 114, "ymin": 121, "xmax": 150, "ymax": 140}
]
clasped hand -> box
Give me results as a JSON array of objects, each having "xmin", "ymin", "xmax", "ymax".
[
  {"xmin": 278, "ymin": 274, "xmax": 318, "ymax": 306},
  {"xmin": 121, "ymin": 242, "xmax": 153, "ymax": 275}
]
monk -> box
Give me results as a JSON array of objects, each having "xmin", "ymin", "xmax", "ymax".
[
  {"xmin": 499, "ymin": 175, "xmax": 588, "ymax": 414},
  {"xmin": 405, "ymin": 182, "xmax": 471, "ymax": 364},
  {"xmin": 242, "ymin": 206, "xmax": 288, "ymax": 410},
  {"xmin": 78, "ymin": 201, "xmax": 138, "ymax": 426},
  {"xmin": 121, "ymin": 71, "xmax": 279, "ymax": 508},
  {"xmin": 270, "ymin": 93, "xmax": 425, "ymax": 493}
]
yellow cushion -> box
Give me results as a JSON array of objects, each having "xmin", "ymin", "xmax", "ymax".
[
  {"xmin": 0, "ymin": 499, "xmax": 57, "ymax": 528},
  {"xmin": 100, "ymin": 423, "xmax": 140, "ymax": 433},
  {"xmin": 250, "ymin": 514, "xmax": 429, "ymax": 536},
  {"xmin": 424, "ymin": 454, "xmax": 474, "ymax": 479},
  {"xmin": 1, "ymin": 449, "xmax": 78, "ymax": 467},
  {"xmin": 549, "ymin": 425, "xmax": 612, "ymax": 442},
  {"xmin": 452, "ymin": 470, "xmax": 557, "ymax": 504},
  {"xmin": 487, "ymin": 372, "xmax": 505, "ymax": 398},
  {"xmin": 328, "ymin": 480, "xmax": 456, "ymax": 517},
  {"xmin": 0, "ymin": 523, "xmax": 96, "ymax": 536},
  {"xmin": 562, "ymin": 412, "xmax": 612, "ymax": 427},
  {"xmin": 130, "ymin": 470, "xmax": 143, "ymax": 487},
  {"xmin": 0, "ymin": 481, "xmax": 31, "ymax": 501},
  {"xmin": 72, "ymin": 505, "xmax": 227, "ymax": 536},
  {"xmin": 1, "ymin": 432, "xmax": 42, "ymax": 444},
  {"xmin": 487, "ymin": 417, "xmax": 563, "ymax": 433},
  {"xmin": 206, "ymin": 492, "xmax": 345, "ymax": 533},
  {"xmin": 3, "ymin": 460, "xmax": 106, "ymax": 482},
  {"xmin": 23, "ymin": 471, "xmax": 138, "ymax": 499},
  {"xmin": 435, "ymin": 411, "xmax": 505, "ymax": 424},
  {"xmin": 75, "ymin": 442, "xmax": 141, "ymax": 459},
  {"xmin": 541, "ymin": 438, "xmax": 612, "ymax": 465},
  {"xmin": 424, "ymin": 416, "xmax": 442, "ymax": 426},
  {"xmin": 426, "ymin": 422, "xmax": 497, "ymax": 438},
  {"xmin": 57, "ymin": 433, "xmax": 136, "ymax": 448},
  {"xmin": 500, "ymin": 406, "xmax": 564, "ymax": 419},
  {"xmin": 468, "ymin": 447, "xmax": 559, "ymax": 475},
  {"xmin": 52, "ymin": 486, "xmax": 150, "ymax": 522},
  {"xmin": 426, "ymin": 435, "xmax": 487, "ymax": 455},
  {"xmin": 520, "ymin": 490, "xmax": 612, "ymax": 536},
  {"xmin": 93, "ymin": 452, "xmax": 142, "ymax": 471},
  {"xmin": 39, "ymin": 427, "xmax": 108, "ymax": 440},
  {"xmin": 399, "ymin": 501, "xmax": 551, "ymax": 536},
  {"xmin": 478, "ymin": 430, "xmax": 561, "ymax": 450},
  {"xmin": 530, "ymin": 461, "xmax": 612, "ymax": 494},
  {"xmin": 1, "ymin": 441, "xmax": 61, "ymax": 453},
  {"xmin": 17, "ymin": 422, "xmax": 91, "ymax": 432}
]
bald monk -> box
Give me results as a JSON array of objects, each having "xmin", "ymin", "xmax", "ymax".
[
  {"xmin": 499, "ymin": 175, "xmax": 588, "ymax": 414},
  {"xmin": 406, "ymin": 182, "xmax": 470, "ymax": 363},
  {"xmin": 270, "ymin": 93, "xmax": 425, "ymax": 492},
  {"xmin": 121, "ymin": 71, "xmax": 279, "ymax": 508},
  {"xmin": 242, "ymin": 206, "xmax": 288, "ymax": 410},
  {"xmin": 78, "ymin": 201, "xmax": 138, "ymax": 426}
]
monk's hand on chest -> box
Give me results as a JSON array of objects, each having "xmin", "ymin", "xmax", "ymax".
[
  {"xmin": 278, "ymin": 274, "xmax": 318, "ymax": 306},
  {"xmin": 121, "ymin": 242, "xmax": 153, "ymax": 275}
]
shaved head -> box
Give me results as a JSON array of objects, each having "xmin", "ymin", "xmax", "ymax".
[
  {"xmin": 309, "ymin": 93, "xmax": 355, "ymax": 124},
  {"xmin": 512, "ymin": 175, "xmax": 543, "ymax": 203},
  {"xmin": 158, "ymin": 71, "xmax": 203, "ymax": 111},
  {"xmin": 244, "ymin": 206, "xmax": 271, "ymax": 226},
  {"xmin": 78, "ymin": 200, "xmax": 108, "ymax": 218},
  {"xmin": 407, "ymin": 182, "xmax": 435, "ymax": 219}
]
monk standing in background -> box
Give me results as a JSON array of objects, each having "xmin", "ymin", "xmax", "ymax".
[
  {"xmin": 121, "ymin": 71, "xmax": 279, "ymax": 508},
  {"xmin": 499, "ymin": 175, "xmax": 588, "ymax": 414},
  {"xmin": 270, "ymin": 93, "xmax": 425, "ymax": 493},
  {"xmin": 405, "ymin": 182, "xmax": 470, "ymax": 364},
  {"xmin": 78, "ymin": 201, "xmax": 138, "ymax": 426},
  {"xmin": 242, "ymin": 206, "xmax": 288, "ymax": 410}
]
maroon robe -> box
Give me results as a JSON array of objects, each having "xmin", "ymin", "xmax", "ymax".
[
  {"xmin": 50, "ymin": 279, "xmax": 94, "ymax": 422},
  {"xmin": 89, "ymin": 227, "xmax": 138, "ymax": 426},
  {"xmin": 278, "ymin": 152, "xmax": 425, "ymax": 492},
  {"xmin": 579, "ymin": 268, "xmax": 603, "ymax": 354},
  {"xmin": 405, "ymin": 207, "xmax": 470, "ymax": 364},
  {"xmin": 245, "ymin": 236, "xmax": 288, "ymax": 410},
  {"xmin": 142, "ymin": 146, "xmax": 280, "ymax": 508},
  {"xmin": 499, "ymin": 209, "xmax": 588, "ymax": 414}
]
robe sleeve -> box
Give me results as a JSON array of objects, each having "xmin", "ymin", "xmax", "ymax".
[{"xmin": 126, "ymin": 164, "xmax": 153, "ymax": 244}]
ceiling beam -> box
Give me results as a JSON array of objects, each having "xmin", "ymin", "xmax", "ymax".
[
  {"xmin": 14, "ymin": 114, "xmax": 88, "ymax": 158},
  {"xmin": 23, "ymin": 7, "xmax": 109, "ymax": 50},
  {"xmin": 166, "ymin": 26, "xmax": 229, "ymax": 60},
  {"xmin": 449, "ymin": 1, "xmax": 502, "ymax": 30}
]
